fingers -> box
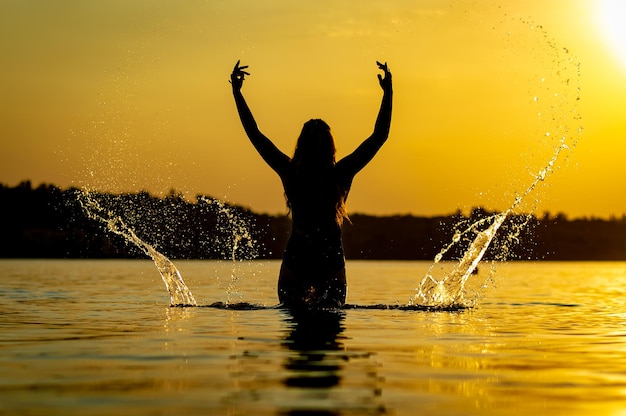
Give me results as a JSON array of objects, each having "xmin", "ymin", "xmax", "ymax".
[
  {"xmin": 230, "ymin": 60, "xmax": 251, "ymax": 88},
  {"xmin": 233, "ymin": 60, "xmax": 250, "ymax": 76},
  {"xmin": 376, "ymin": 61, "xmax": 392, "ymax": 91}
]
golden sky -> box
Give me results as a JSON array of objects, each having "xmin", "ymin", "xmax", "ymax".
[{"xmin": 1, "ymin": 0, "xmax": 626, "ymax": 218}]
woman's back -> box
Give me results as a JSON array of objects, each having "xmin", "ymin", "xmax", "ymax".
[
  {"xmin": 230, "ymin": 60, "xmax": 392, "ymax": 308},
  {"xmin": 284, "ymin": 166, "xmax": 348, "ymax": 236}
]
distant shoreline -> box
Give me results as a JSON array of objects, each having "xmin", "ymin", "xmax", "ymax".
[{"xmin": 2, "ymin": 181, "xmax": 626, "ymax": 261}]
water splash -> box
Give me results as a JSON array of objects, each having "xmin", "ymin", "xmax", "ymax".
[
  {"xmin": 414, "ymin": 134, "xmax": 572, "ymax": 308},
  {"xmin": 413, "ymin": 17, "xmax": 582, "ymax": 309},
  {"xmin": 199, "ymin": 196, "xmax": 258, "ymax": 304},
  {"xmin": 416, "ymin": 212, "xmax": 507, "ymax": 307},
  {"xmin": 199, "ymin": 196, "xmax": 257, "ymax": 262},
  {"xmin": 78, "ymin": 190, "xmax": 197, "ymax": 306}
]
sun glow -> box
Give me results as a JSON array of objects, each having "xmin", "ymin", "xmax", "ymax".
[{"xmin": 597, "ymin": 0, "xmax": 626, "ymax": 71}]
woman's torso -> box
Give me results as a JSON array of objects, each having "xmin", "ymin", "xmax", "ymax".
[{"xmin": 281, "ymin": 165, "xmax": 351, "ymax": 275}]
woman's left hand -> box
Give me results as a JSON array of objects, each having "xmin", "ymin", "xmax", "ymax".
[{"xmin": 230, "ymin": 60, "xmax": 250, "ymax": 91}]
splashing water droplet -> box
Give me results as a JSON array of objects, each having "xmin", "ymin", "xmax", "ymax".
[
  {"xmin": 78, "ymin": 190, "xmax": 197, "ymax": 306},
  {"xmin": 413, "ymin": 18, "xmax": 581, "ymax": 308},
  {"xmin": 415, "ymin": 212, "xmax": 507, "ymax": 308},
  {"xmin": 537, "ymin": 169, "xmax": 547, "ymax": 181},
  {"xmin": 199, "ymin": 196, "xmax": 258, "ymax": 304}
]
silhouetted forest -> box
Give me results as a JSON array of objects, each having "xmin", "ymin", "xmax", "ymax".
[{"xmin": 2, "ymin": 181, "xmax": 626, "ymax": 260}]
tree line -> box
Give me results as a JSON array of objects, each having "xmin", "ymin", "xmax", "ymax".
[{"xmin": 1, "ymin": 180, "xmax": 626, "ymax": 261}]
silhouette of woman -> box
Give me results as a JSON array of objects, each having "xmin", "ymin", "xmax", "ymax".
[{"xmin": 231, "ymin": 60, "xmax": 392, "ymax": 308}]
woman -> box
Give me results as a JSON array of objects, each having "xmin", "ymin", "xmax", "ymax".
[{"xmin": 230, "ymin": 60, "xmax": 392, "ymax": 308}]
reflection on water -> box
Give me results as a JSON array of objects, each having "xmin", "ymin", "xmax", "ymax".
[
  {"xmin": 281, "ymin": 310, "xmax": 346, "ymax": 416},
  {"xmin": 212, "ymin": 306, "xmax": 385, "ymax": 415},
  {"xmin": 2, "ymin": 260, "xmax": 626, "ymax": 415},
  {"xmin": 282, "ymin": 310, "xmax": 345, "ymax": 390},
  {"xmin": 280, "ymin": 309, "xmax": 385, "ymax": 416}
]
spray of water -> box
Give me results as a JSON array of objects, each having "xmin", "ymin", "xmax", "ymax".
[
  {"xmin": 413, "ymin": 19, "xmax": 582, "ymax": 309},
  {"xmin": 199, "ymin": 196, "xmax": 258, "ymax": 304},
  {"xmin": 414, "ymin": 139, "xmax": 570, "ymax": 307},
  {"xmin": 77, "ymin": 190, "xmax": 197, "ymax": 306},
  {"xmin": 73, "ymin": 11, "xmax": 582, "ymax": 311}
]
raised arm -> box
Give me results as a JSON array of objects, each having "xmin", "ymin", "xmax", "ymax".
[
  {"xmin": 230, "ymin": 61, "xmax": 289, "ymax": 175},
  {"xmin": 337, "ymin": 61, "xmax": 393, "ymax": 176}
]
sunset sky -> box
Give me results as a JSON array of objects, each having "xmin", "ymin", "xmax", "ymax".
[{"xmin": 2, "ymin": 0, "xmax": 626, "ymax": 219}]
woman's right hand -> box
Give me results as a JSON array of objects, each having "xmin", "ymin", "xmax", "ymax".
[
  {"xmin": 376, "ymin": 61, "xmax": 392, "ymax": 93},
  {"xmin": 230, "ymin": 60, "xmax": 250, "ymax": 91}
]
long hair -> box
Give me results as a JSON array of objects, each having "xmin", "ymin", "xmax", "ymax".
[
  {"xmin": 291, "ymin": 119, "xmax": 336, "ymax": 168},
  {"xmin": 286, "ymin": 119, "xmax": 347, "ymax": 226}
]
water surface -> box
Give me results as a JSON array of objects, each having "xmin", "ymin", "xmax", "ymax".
[{"xmin": 1, "ymin": 260, "xmax": 625, "ymax": 415}]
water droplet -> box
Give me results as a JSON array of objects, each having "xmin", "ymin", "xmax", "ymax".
[{"xmin": 538, "ymin": 169, "xmax": 546, "ymax": 180}]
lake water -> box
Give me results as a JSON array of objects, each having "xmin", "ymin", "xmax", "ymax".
[{"xmin": 1, "ymin": 259, "xmax": 626, "ymax": 415}]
